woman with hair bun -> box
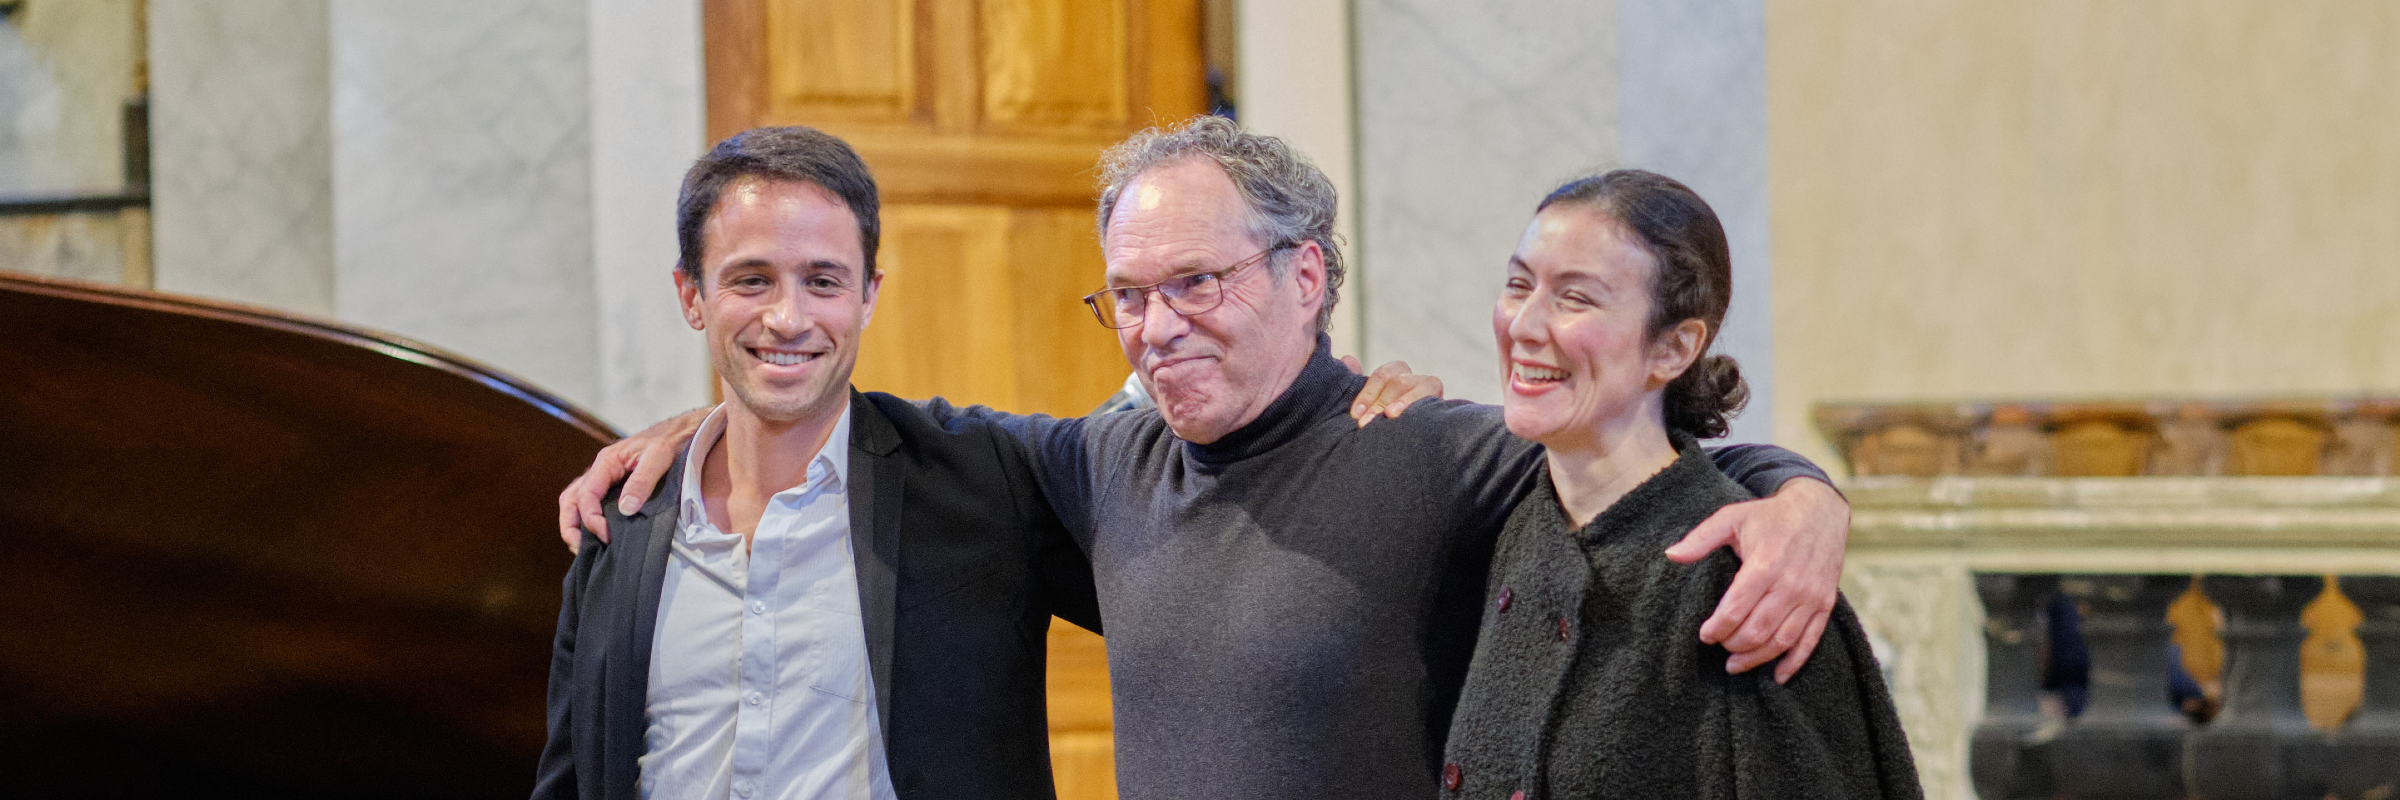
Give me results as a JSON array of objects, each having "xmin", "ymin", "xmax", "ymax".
[{"xmin": 1437, "ymin": 171, "xmax": 1920, "ymax": 799}]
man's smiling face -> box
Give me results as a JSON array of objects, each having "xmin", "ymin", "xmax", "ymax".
[{"xmin": 677, "ymin": 176, "xmax": 879, "ymax": 425}]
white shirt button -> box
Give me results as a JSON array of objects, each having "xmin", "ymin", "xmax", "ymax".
[
  {"xmin": 734, "ymin": 780, "xmax": 755, "ymax": 797},
  {"xmin": 747, "ymin": 691, "xmax": 764, "ymax": 706},
  {"xmin": 750, "ymin": 601, "xmax": 766, "ymax": 614}
]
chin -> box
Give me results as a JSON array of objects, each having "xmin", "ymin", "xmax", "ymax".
[
  {"xmin": 1156, "ymin": 395, "xmax": 1237, "ymax": 443},
  {"xmin": 1502, "ymin": 405, "xmax": 1566, "ymax": 445},
  {"xmin": 730, "ymin": 381, "xmax": 842, "ymax": 422}
]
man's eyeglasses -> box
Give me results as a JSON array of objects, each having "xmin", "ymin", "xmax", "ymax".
[{"xmin": 1083, "ymin": 243, "xmax": 1295, "ymax": 329}]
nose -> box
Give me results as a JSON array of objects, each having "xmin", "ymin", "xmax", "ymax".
[
  {"xmin": 1505, "ymin": 293, "xmax": 1550, "ymax": 348},
  {"xmin": 761, "ymin": 286, "xmax": 810, "ymax": 340},
  {"xmin": 1136, "ymin": 289, "xmax": 1190, "ymax": 350}
]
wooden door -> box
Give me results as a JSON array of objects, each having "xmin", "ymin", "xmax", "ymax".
[{"xmin": 705, "ymin": 2, "xmax": 1206, "ymax": 797}]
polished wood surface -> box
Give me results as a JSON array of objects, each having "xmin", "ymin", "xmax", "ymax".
[
  {"xmin": 0, "ymin": 273, "xmax": 612, "ymax": 798},
  {"xmin": 708, "ymin": 4, "xmax": 1207, "ymax": 796}
]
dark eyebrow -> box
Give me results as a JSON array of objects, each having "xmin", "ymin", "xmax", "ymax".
[{"xmin": 715, "ymin": 258, "xmax": 773, "ymax": 280}]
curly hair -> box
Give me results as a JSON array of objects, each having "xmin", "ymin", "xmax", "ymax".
[{"xmin": 1095, "ymin": 115, "xmax": 1345, "ymax": 334}]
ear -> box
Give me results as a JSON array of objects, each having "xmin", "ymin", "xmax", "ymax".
[
  {"xmin": 859, "ymin": 268, "xmax": 883, "ymax": 328},
  {"xmin": 674, "ymin": 267, "xmax": 706, "ymax": 330},
  {"xmin": 1649, "ymin": 318, "xmax": 1709, "ymax": 386},
  {"xmin": 1288, "ymin": 240, "xmax": 1328, "ymax": 320}
]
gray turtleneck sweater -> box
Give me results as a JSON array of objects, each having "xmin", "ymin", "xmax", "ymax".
[{"xmin": 927, "ymin": 338, "xmax": 1830, "ymax": 800}]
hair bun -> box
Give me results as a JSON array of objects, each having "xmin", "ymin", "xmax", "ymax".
[{"xmin": 1664, "ymin": 354, "xmax": 1749, "ymax": 439}]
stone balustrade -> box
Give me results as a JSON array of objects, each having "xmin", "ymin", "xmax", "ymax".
[
  {"xmin": 1838, "ymin": 474, "xmax": 2400, "ymax": 799},
  {"xmin": 1969, "ymin": 573, "xmax": 2392, "ymax": 799},
  {"xmin": 1816, "ymin": 398, "xmax": 2400, "ymax": 478}
]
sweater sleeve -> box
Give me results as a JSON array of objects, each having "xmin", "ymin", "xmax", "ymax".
[
  {"xmin": 914, "ymin": 398, "xmax": 1099, "ymax": 544},
  {"xmin": 1703, "ymin": 443, "xmax": 1839, "ymax": 499}
]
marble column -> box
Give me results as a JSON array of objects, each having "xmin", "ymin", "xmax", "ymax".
[
  {"xmin": 1615, "ymin": 0, "xmax": 1774, "ymax": 444},
  {"xmin": 1351, "ymin": 0, "xmax": 1778, "ymax": 442},
  {"xmin": 1354, "ymin": 0, "xmax": 1618, "ymax": 406},
  {"xmin": 329, "ymin": 0, "xmax": 599, "ymax": 408},
  {"xmin": 148, "ymin": 0, "xmax": 336, "ymax": 314},
  {"xmin": 586, "ymin": 0, "xmax": 709, "ymax": 429}
]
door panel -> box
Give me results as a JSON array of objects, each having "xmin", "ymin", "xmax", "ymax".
[
  {"xmin": 980, "ymin": 0, "xmax": 1129, "ymax": 130},
  {"xmin": 856, "ymin": 206, "xmax": 1020, "ymax": 405},
  {"xmin": 708, "ymin": 3, "xmax": 1205, "ymax": 798}
]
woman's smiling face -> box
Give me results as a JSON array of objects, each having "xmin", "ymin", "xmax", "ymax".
[{"xmin": 1492, "ymin": 204, "xmax": 1690, "ymax": 448}]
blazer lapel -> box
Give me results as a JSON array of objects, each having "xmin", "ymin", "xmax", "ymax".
[
  {"xmin": 847, "ymin": 391, "xmax": 904, "ymax": 743},
  {"xmin": 602, "ymin": 458, "xmax": 684, "ymax": 800}
]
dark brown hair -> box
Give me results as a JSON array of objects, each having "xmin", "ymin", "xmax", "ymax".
[
  {"xmin": 675, "ymin": 126, "xmax": 880, "ymax": 283},
  {"xmin": 1536, "ymin": 169, "xmax": 1749, "ymax": 439}
]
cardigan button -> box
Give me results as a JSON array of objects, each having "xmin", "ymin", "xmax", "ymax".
[
  {"xmin": 1442, "ymin": 763, "xmax": 1463, "ymax": 791},
  {"xmin": 1556, "ymin": 616, "xmax": 1571, "ymax": 641},
  {"xmin": 1496, "ymin": 586, "xmax": 1514, "ymax": 613},
  {"xmin": 1510, "ymin": 791, "xmax": 1526, "ymax": 800}
]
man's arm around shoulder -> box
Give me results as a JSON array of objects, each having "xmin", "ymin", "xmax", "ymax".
[{"xmin": 1676, "ymin": 443, "xmax": 1852, "ymax": 684}]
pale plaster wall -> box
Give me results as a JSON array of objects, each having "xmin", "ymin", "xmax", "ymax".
[
  {"xmin": 0, "ymin": 0, "xmax": 143, "ymax": 284},
  {"xmin": 1767, "ymin": 0, "xmax": 2400, "ymax": 468},
  {"xmin": 1236, "ymin": 0, "xmax": 1360, "ymax": 360},
  {"xmin": 0, "ymin": 0, "xmax": 136, "ymax": 194}
]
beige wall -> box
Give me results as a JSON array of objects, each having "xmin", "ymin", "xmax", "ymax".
[{"xmin": 1767, "ymin": 1, "xmax": 2400, "ymax": 467}]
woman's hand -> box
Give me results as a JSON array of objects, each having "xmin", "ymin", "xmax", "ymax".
[
  {"xmin": 1665, "ymin": 477, "xmax": 1851, "ymax": 683},
  {"xmin": 556, "ymin": 407, "xmax": 711, "ymax": 553},
  {"xmin": 1340, "ymin": 356, "xmax": 1446, "ymax": 426}
]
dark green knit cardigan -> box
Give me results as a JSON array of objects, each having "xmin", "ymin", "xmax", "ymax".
[{"xmin": 1439, "ymin": 434, "xmax": 1922, "ymax": 800}]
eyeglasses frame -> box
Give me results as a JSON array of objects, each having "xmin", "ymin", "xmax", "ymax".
[{"xmin": 1081, "ymin": 242, "xmax": 1297, "ymax": 330}]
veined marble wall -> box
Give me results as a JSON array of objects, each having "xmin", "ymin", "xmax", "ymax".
[
  {"xmin": 586, "ymin": 0, "xmax": 710, "ymax": 430},
  {"xmin": 330, "ymin": 0, "xmax": 599, "ymax": 408},
  {"xmin": 1616, "ymin": 0, "xmax": 1774, "ymax": 445},
  {"xmin": 147, "ymin": 0, "xmax": 709, "ymax": 429},
  {"xmin": 1351, "ymin": 0, "xmax": 1780, "ymax": 445},
  {"xmin": 150, "ymin": 0, "xmax": 335, "ymax": 314},
  {"xmin": 1354, "ymin": 0, "xmax": 1620, "ymax": 406}
]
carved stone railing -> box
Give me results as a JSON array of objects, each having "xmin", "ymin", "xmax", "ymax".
[
  {"xmin": 1838, "ymin": 476, "xmax": 2400, "ymax": 800},
  {"xmin": 1816, "ymin": 398, "xmax": 2400, "ymax": 478}
]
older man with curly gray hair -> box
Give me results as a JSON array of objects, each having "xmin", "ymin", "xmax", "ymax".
[{"xmin": 564, "ymin": 115, "xmax": 1853, "ymax": 799}]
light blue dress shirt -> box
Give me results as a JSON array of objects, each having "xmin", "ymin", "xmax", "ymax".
[{"xmin": 638, "ymin": 405, "xmax": 897, "ymax": 800}]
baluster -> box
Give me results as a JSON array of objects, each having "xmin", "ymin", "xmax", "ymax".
[
  {"xmin": 2328, "ymin": 576, "xmax": 2400, "ymax": 798},
  {"xmin": 2187, "ymin": 575, "xmax": 2327, "ymax": 800},
  {"xmin": 2049, "ymin": 574, "xmax": 2191, "ymax": 799},
  {"xmin": 1972, "ymin": 573, "xmax": 2059, "ymax": 799}
]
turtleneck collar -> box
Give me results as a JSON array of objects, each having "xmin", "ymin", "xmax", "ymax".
[{"xmin": 1184, "ymin": 333, "xmax": 1359, "ymax": 468}]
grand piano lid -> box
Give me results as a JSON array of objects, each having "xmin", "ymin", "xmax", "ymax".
[{"xmin": 1, "ymin": 272, "xmax": 618, "ymax": 798}]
